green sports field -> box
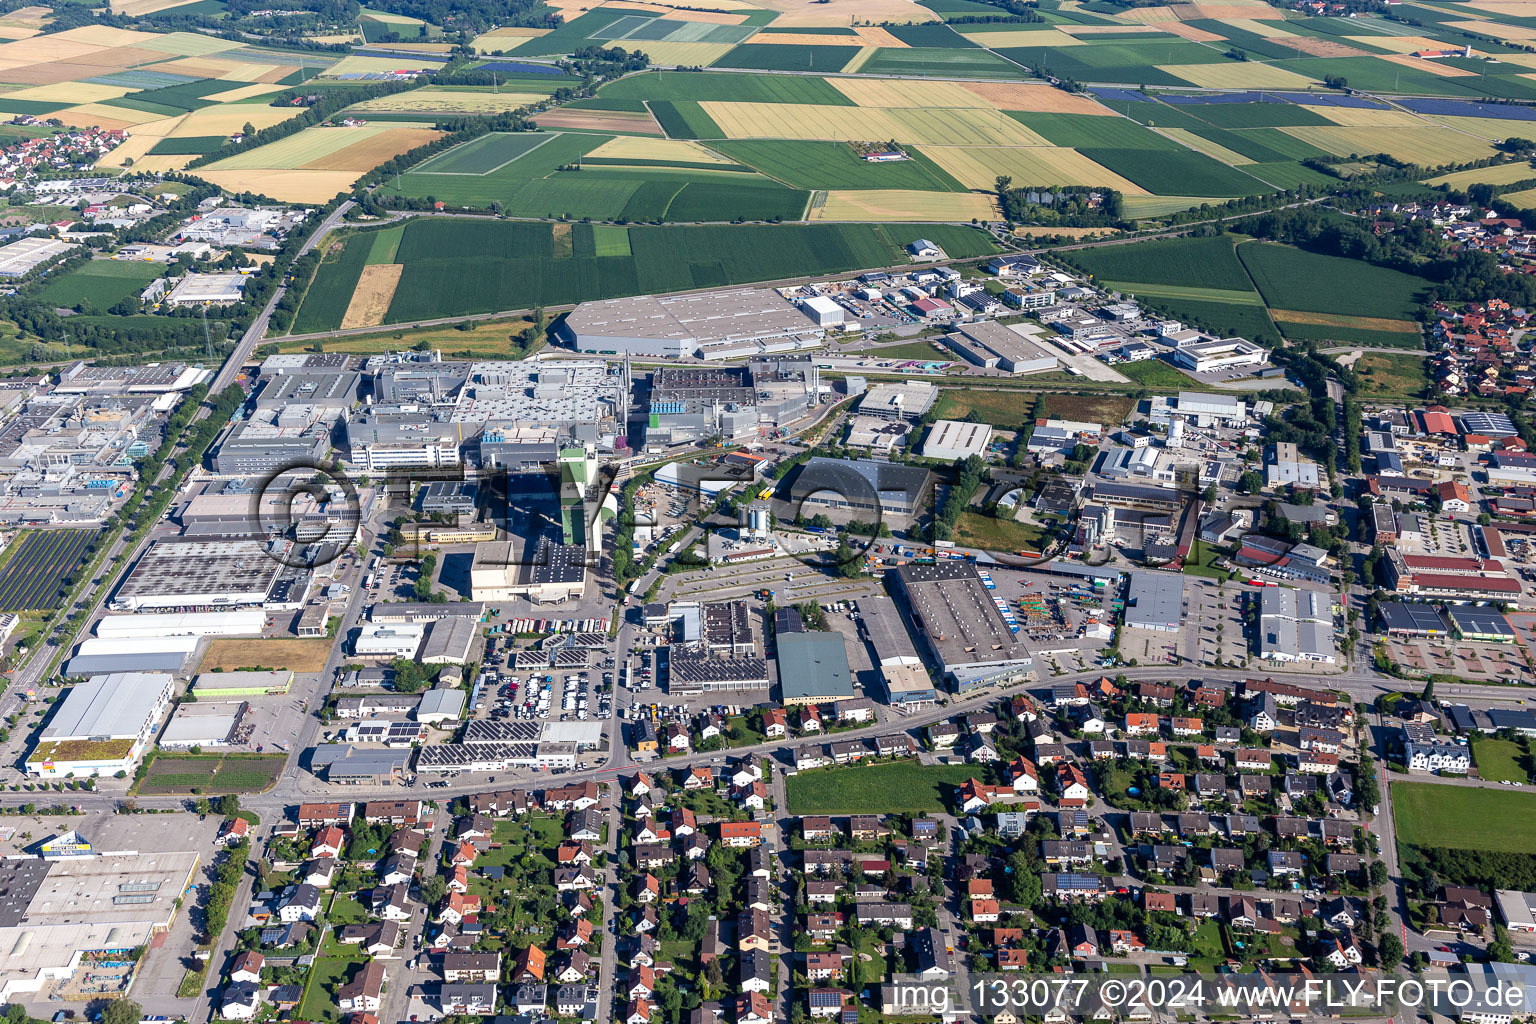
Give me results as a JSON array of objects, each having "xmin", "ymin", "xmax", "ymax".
[{"xmin": 1392, "ymin": 782, "xmax": 1536, "ymax": 853}]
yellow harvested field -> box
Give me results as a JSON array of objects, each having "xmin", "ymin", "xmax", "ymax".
[
  {"xmin": 1269, "ymin": 309, "xmax": 1419, "ymax": 332},
  {"xmin": 341, "ymin": 263, "xmax": 404, "ymax": 329},
  {"xmin": 1424, "ymin": 115, "xmax": 1536, "ymax": 141},
  {"xmin": 840, "ymin": 46, "xmax": 876, "ymax": 73},
  {"xmin": 359, "ymin": 8, "xmax": 425, "ymax": 23},
  {"xmin": 1162, "ymin": 61, "xmax": 1318, "ymax": 88},
  {"xmin": 0, "ymin": 23, "xmax": 36, "ymax": 38},
  {"xmin": 1119, "ymin": 6, "xmax": 1181, "ymax": 21},
  {"xmin": 306, "ymin": 127, "xmax": 442, "ymax": 170},
  {"xmin": 830, "ymin": 78, "xmax": 987, "ymax": 108},
  {"xmin": 631, "ymin": 40, "xmax": 737, "ymax": 65},
  {"xmin": 584, "ymin": 0, "xmax": 753, "ymax": 16},
  {"xmin": 1428, "ymin": 162, "xmax": 1536, "ymax": 188},
  {"xmin": 1299, "ymin": 104, "xmax": 1430, "ymax": 127},
  {"xmin": 1500, "ymin": 187, "xmax": 1536, "ymax": 210},
  {"xmin": 204, "ymin": 83, "xmax": 285, "ymax": 102},
  {"xmin": 956, "ymin": 27, "xmax": 1085, "ymax": 46},
  {"xmin": 959, "ymin": 81, "xmax": 1114, "ymax": 114},
  {"xmin": 110, "ymin": 0, "xmax": 200, "ymax": 13},
  {"xmin": 58, "ymin": 103, "xmax": 169, "ymax": 129},
  {"xmin": 1014, "ymin": 225, "xmax": 1116, "ymax": 238},
  {"xmin": 205, "ymin": 124, "xmax": 392, "ymax": 170},
  {"xmin": 474, "ymin": 26, "xmax": 551, "ymax": 50},
  {"xmin": 51, "ymin": 24, "xmax": 164, "ymax": 46},
  {"xmin": 1060, "ymin": 23, "xmax": 1175, "ymax": 33},
  {"xmin": 812, "ymin": 189, "xmax": 997, "ymax": 221},
  {"xmin": 921, "ymin": 144, "xmax": 1147, "ymax": 193},
  {"xmin": 132, "ymin": 31, "xmax": 243, "ymax": 55},
  {"xmin": 352, "ymin": 89, "xmax": 545, "ymax": 112},
  {"xmin": 309, "ymin": 33, "xmax": 363, "ymax": 43},
  {"xmin": 1379, "ymin": 52, "xmax": 1474, "ymax": 75},
  {"xmin": 0, "ymin": 34, "xmax": 98, "ymax": 61},
  {"xmin": 1175, "ymin": 1, "xmax": 1287, "ymax": 16},
  {"xmin": 853, "ymin": 26, "xmax": 907, "ymax": 46},
  {"xmin": 95, "ymin": 116, "xmax": 183, "ymax": 168},
  {"xmin": 198, "ymin": 168, "xmax": 361, "ymax": 202},
  {"xmin": 4, "ymin": 82, "xmax": 130, "ymax": 103},
  {"xmin": 700, "ymin": 102, "xmax": 1052, "ymax": 146},
  {"xmin": 1282, "ymin": 124, "xmax": 1498, "ymax": 165},
  {"xmin": 152, "ymin": 56, "xmax": 247, "ymax": 77},
  {"xmin": 1159, "ymin": 22, "xmax": 1227, "ymax": 41},
  {"xmin": 1447, "ymin": 18, "xmax": 1536, "ymax": 38},
  {"xmin": 199, "ymin": 637, "xmax": 335, "ymax": 673},
  {"xmin": 1121, "ymin": 194, "xmax": 1216, "ymax": 216},
  {"xmin": 587, "ymin": 135, "xmax": 738, "ymax": 163},
  {"xmin": 1269, "ymin": 34, "xmax": 1366, "ymax": 56},
  {"xmin": 324, "ymin": 54, "xmax": 440, "ymax": 75},
  {"xmin": 170, "ymin": 105, "xmax": 298, "ymax": 136},
  {"xmin": 749, "ymin": 31, "xmax": 874, "ymax": 45},
  {"xmin": 1221, "ymin": 17, "xmax": 1300, "ymax": 34},
  {"xmin": 1157, "ymin": 127, "xmax": 1253, "ymax": 165},
  {"xmin": 750, "ymin": 0, "xmax": 938, "ymax": 27},
  {"xmin": 533, "ymin": 107, "xmax": 662, "ymax": 133},
  {"xmin": 1344, "ymin": 33, "xmax": 1460, "ymax": 53}
]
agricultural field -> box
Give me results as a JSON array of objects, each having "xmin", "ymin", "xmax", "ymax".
[
  {"xmin": 274, "ymin": 315, "xmax": 536, "ymax": 355},
  {"xmin": 198, "ymin": 124, "xmax": 444, "ymax": 201},
  {"xmin": 0, "ymin": 529, "xmax": 93, "ymax": 612},
  {"xmin": 1392, "ymin": 782, "xmax": 1536, "ymax": 853},
  {"xmin": 33, "ymin": 260, "xmax": 163, "ymax": 309},
  {"xmin": 383, "ymin": 129, "xmax": 807, "ymax": 221},
  {"xmin": 290, "ymin": 218, "xmax": 996, "ymax": 330},
  {"xmin": 1236, "ymin": 241, "xmax": 1432, "ymax": 321},
  {"xmin": 1068, "ymin": 233, "xmax": 1255, "ymax": 292},
  {"xmin": 136, "ymin": 752, "xmax": 287, "ymax": 795},
  {"xmin": 1351, "ymin": 352, "xmax": 1430, "ymax": 399}
]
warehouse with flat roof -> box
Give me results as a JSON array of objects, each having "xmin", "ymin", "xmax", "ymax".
[
  {"xmin": 1449, "ymin": 606, "xmax": 1517, "ymax": 642},
  {"xmin": 1122, "ymin": 572, "xmax": 1184, "ymax": 632},
  {"xmin": 1258, "ymin": 587, "xmax": 1335, "ymax": 663},
  {"xmin": 890, "ymin": 562, "xmax": 1031, "ymax": 691},
  {"xmin": 109, "ymin": 539, "xmax": 286, "ymax": 612},
  {"xmin": 26, "ymin": 672, "xmax": 174, "ymax": 777},
  {"xmin": 940, "ymin": 320, "xmax": 1059, "ymax": 374},
  {"xmin": 192, "ymin": 670, "xmax": 294, "ymax": 696},
  {"xmin": 776, "ymin": 631, "xmax": 854, "ymax": 706},
  {"xmin": 921, "ymin": 420, "xmax": 993, "ymax": 462},
  {"xmin": 786, "ymin": 458, "xmax": 933, "ymax": 518},
  {"xmin": 560, "ymin": 288, "xmax": 825, "ymax": 359},
  {"xmin": 1378, "ymin": 602, "xmax": 1452, "ymax": 637}
]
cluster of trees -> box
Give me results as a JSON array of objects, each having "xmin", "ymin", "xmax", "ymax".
[
  {"xmin": 389, "ymin": 658, "xmax": 441, "ymax": 693},
  {"xmin": 931, "ymin": 454, "xmax": 985, "ymax": 542},
  {"xmin": 995, "ymin": 177, "xmax": 1126, "ymax": 227},
  {"xmin": 203, "ymin": 835, "xmax": 252, "ymax": 942}
]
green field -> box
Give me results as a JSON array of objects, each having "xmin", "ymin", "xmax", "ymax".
[
  {"xmin": 1117, "ymin": 358, "xmax": 1202, "ymax": 388},
  {"xmin": 648, "ymin": 100, "xmax": 724, "ymax": 140},
  {"xmin": 598, "ymin": 71, "xmax": 855, "ymax": 105},
  {"xmin": 1352, "ymin": 352, "xmax": 1428, "ymax": 398},
  {"xmin": 34, "ymin": 261, "xmax": 164, "ymax": 310},
  {"xmin": 1392, "ymin": 782, "xmax": 1536, "ymax": 852},
  {"xmin": 952, "ymin": 510, "xmax": 1048, "ymax": 552},
  {"xmin": 146, "ymin": 135, "xmax": 230, "ymax": 156},
  {"xmin": 136, "ymin": 753, "xmax": 287, "ymax": 795},
  {"xmin": 786, "ymin": 761, "xmax": 984, "ymax": 814},
  {"xmin": 384, "ymin": 130, "xmax": 805, "ymax": 219},
  {"xmin": 711, "ymin": 44, "xmax": 864, "ymax": 72},
  {"xmin": 1281, "ymin": 319, "xmax": 1424, "ymax": 349},
  {"xmin": 1473, "ymin": 738, "xmax": 1530, "ymax": 784},
  {"xmin": 1237, "ymin": 241, "xmax": 1432, "ymax": 320},
  {"xmin": 1011, "ymin": 111, "xmax": 1180, "ymax": 149},
  {"xmin": 293, "ymin": 219, "xmax": 996, "ymax": 330},
  {"xmin": 1080, "ymin": 147, "xmax": 1274, "ymax": 197},
  {"xmin": 859, "ymin": 46, "xmax": 1029, "ymax": 78},
  {"xmin": 1071, "ymin": 234, "xmax": 1254, "ymax": 292},
  {"xmin": 711, "ymin": 140, "xmax": 966, "ymax": 191}
]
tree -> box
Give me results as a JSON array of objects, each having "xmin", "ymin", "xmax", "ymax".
[
  {"xmin": 215, "ymin": 794, "xmax": 240, "ymax": 818},
  {"xmin": 1377, "ymin": 932, "xmax": 1404, "ymax": 967},
  {"xmin": 1239, "ymin": 470, "xmax": 1263, "ymax": 495},
  {"xmin": 421, "ymin": 873, "xmax": 447, "ymax": 906},
  {"xmin": 1421, "ymin": 680, "xmax": 1435, "ymax": 701},
  {"xmin": 1369, "ymin": 860, "xmax": 1388, "ymax": 888},
  {"xmin": 1490, "ymin": 925, "xmax": 1515, "ymax": 963},
  {"xmin": 101, "ymin": 1000, "xmax": 143, "ymax": 1024}
]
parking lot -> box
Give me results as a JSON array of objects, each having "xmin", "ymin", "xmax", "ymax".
[{"xmin": 1380, "ymin": 633, "xmax": 1531, "ymax": 684}]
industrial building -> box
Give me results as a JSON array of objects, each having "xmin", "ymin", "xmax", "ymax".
[
  {"xmin": 856, "ymin": 597, "xmax": 936, "ymax": 706},
  {"xmin": 109, "ymin": 538, "xmax": 292, "ymax": 612},
  {"xmin": 159, "ymin": 701, "xmax": 247, "ymax": 749},
  {"xmin": 560, "ymin": 288, "xmax": 827, "ymax": 359},
  {"xmin": 420, "ymin": 616, "xmax": 478, "ymax": 665},
  {"xmin": 1122, "ymin": 572, "xmax": 1184, "ymax": 632},
  {"xmin": 643, "ymin": 360, "xmax": 815, "ymax": 447},
  {"xmin": 345, "ymin": 414, "xmax": 462, "ymax": 472},
  {"xmin": 251, "ymin": 371, "xmax": 359, "ymax": 413},
  {"xmin": 665, "ymin": 649, "xmax": 771, "ymax": 693},
  {"xmin": 355, "ymin": 622, "xmax": 425, "ymax": 658},
  {"xmin": 1449, "ymin": 606, "xmax": 1517, "ymax": 642},
  {"xmin": 192, "ymin": 670, "xmax": 294, "ymax": 696},
  {"xmin": 0, "ymin": 236, "xmax": 76, "ymax": 276},
  {"xmin": 1258, "ymin": 588, "xmax": 1335, "ymax": 663},
  {"xmin": 1175, "ymin": 392, "xmax": 1245, "ymax": 428},
  {"xmin": 64, "ymin": 634, "xmax": 201, "ymax": 676},
  {"xmin": 844, "ymin": 416, "xmax": 910, "ymax": 454},
  {"xmin": 785, "ymin": 458, "xmax": 933, "ymax": 519},
  {"xmin": 210, "ymin": 416, "xmax": 330, "ymax": 476},
  {"xmin": 94, "ymin": 609, "xmax": 265, "ymax": 639},
  {"xmin": 857, "ymin": 381, "xmax": 938, "ymax": 421},
  {"xmin": 890, "ymin": 562, "xmax": 1031, "ymax": 691},
  {"xmin": 469, "ymin": 537, "xmax": 586, "ymax": 604},
  {"xmin": 159, "ymin": 271, "xmax": 247, "ymax": 306},
  {"xmin": 1378, "ymin": 602, "xmax": 1452, "ymax": 637},
  {"xmin": 921, "ymin": 420, "xmax": 994, "ymax": 462},
  {"xmin": 1171, "ymin": 336, "xmax": 1267, "ymax": 374},
  {"xmin": 25, "ymin": 672, "xmax": 174, "ymax": 777},
  {"xmin": 776, "ymin": 631, "xmax": 854, "ymax": 706},
  {"xmin": 940, "ymin": 321, "xmax": 1060, "ymax": 375},
  {"xmin": 0, "ymin": 830, "xmax": 200, "ymax": 1001}
]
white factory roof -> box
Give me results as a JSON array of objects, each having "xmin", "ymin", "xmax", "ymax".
[
  {"xmin": 163, "ymin": 271, "xmax": 247, "ymax": 305},
  {"xmin": 1177, "ymin": 391, "xmax": 1243, "ymax": 415},
  {"xmin": 160, "ymin": 702, "xmax": 241, "ymax": 746},
  {"xmin": 95, "ymin": 610, "xmax": 265, "ymax": 638},
  {"xmin": 42, "ymin": 672, "xmax": 171, "ymax": 742},
  {"xmin": 921, "ymin": 419, "xmax": 993, "ymax": 461},
  {"xmin": 74, "ymin": 635, "xmax": 201, "ymax": 658}
]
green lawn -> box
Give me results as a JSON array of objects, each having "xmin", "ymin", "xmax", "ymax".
[
  {"xmin": 326, "ymin": 890, "xmax": 370, "ymax": 925},
  {"xmin": 952, "ymin": 510, "xmax": 1047, "ymax": 553},
  {"xmin": 1391, "ymin": 781, "xmax": 1536, "ymax": 852},
  {"xmin": 786, "ymin": 762, "xmax": 984, "ymax": 814},
  {"xmin": 1473, "ymin": 738, "xmax": 1529, "ymax": 784},
  {"xmin": 298, "ymin": 956, "xmax": 366, "ymax": 1023},
  {"xmin": 1352, "ymin": 352, "xmax": 1429, "ymax": 400},
  {"xmin": 1116, "ymin": 358, "xmax": 1196, "ymax": 389}
]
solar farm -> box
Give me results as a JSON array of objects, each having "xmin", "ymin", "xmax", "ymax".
[{"xmin": 0, "ymin": 529, "xmax": 93, "ymax": 612}]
